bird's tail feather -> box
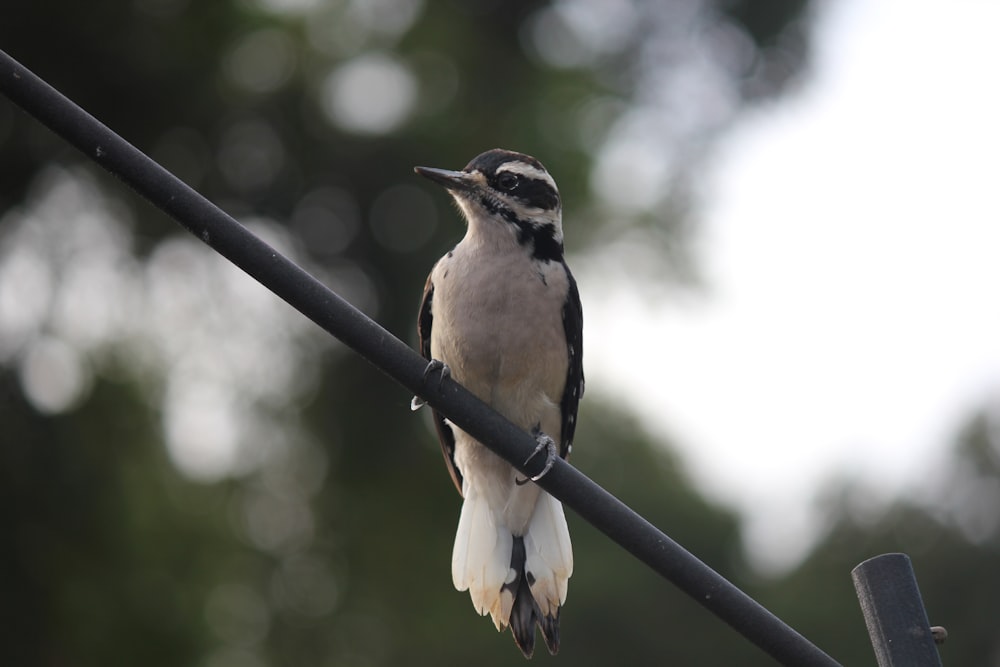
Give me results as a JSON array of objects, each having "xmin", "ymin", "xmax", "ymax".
[
  {"xmin": 523, "ymin": 491, "xmax": 573, "ymax": 617},
  {"xmin": 507, "ymin": 536, "xmax": 562, "ymax": 657},
  {"xmin": 451, "ymin": 484, "xmax": 513, "ymax": 621},
  {"xmin": 454, "ymin": 487, "xmax": 573, "ymax": 658}
]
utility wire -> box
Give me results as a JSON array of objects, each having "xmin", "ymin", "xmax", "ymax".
[{"xmin": 1, "ymin": 49, "xmax": 841, "ymax": 667}]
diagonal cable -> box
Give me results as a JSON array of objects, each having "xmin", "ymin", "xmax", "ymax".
[{"xmin": 0, "ymin": 49, "xmax": 840, "ymax": 667}]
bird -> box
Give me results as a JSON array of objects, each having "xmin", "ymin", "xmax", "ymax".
[{"xmin": 412, "ymin": 148, "xmax": 584, "ymax": 658}]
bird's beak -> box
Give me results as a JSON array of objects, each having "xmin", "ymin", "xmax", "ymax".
[{"xmin": 414, "ymin": 166, "xmax": 477, "ymax": 193}]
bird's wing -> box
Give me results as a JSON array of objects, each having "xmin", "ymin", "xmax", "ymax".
[
  {"xmin": 559, "ymin": 262, "xmax": 585, "ymax": 460},
  {"xmin": 418, "ymin": 273, "xmax": 464, "ymax": 495}
]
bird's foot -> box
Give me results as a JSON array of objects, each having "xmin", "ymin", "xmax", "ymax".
[
  {"xmin": 517, "ymin": 430, "xmax": 558, "ymax": 484},
  {"xmin": 410, "ymin": 359, "xmax": 451, "ymax": 411}
]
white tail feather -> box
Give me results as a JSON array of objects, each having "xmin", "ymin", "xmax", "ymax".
[
  {"xmin": 523, "ymin": 491, "xmax": 573, "ymax": 617},
  {"xmin": 451, "ymin": 484, "xmax": 513, "ymax": 622},
  {"xmin": 452, "ymin": 477, "xmax": 573, "ymax": 635}
]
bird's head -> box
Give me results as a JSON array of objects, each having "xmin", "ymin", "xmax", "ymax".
[{"xmin": 415, "ymin": 149, "xmax": 564, "ymax": 261}]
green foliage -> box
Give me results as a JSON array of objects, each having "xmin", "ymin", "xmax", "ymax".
[{"xmin": 0, "ymin": 369, "xmax": 227, "ymax": 664}]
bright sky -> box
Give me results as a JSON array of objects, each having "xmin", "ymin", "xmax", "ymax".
[{"xmin": 584, "ymin": 0, "xmax": 1000, "ymax": 572}]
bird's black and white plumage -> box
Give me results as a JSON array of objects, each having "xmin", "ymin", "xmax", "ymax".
[{"xmin": 414, "ymin": 149, "xmax": 584, "ymax": 658}]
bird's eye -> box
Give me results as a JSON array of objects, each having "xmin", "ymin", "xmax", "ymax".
[{"xmin": 496, "ymin": 172, "xmax": 519, "ymax": 191}]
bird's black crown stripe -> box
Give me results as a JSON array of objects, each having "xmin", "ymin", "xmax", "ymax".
[
  {"xmin": 465, "ymin": 149, "xmax": 545, "ymax": 175},
  {"xmin": 465, "ymin": 149, "xmax": 560, "ymax": 212}
]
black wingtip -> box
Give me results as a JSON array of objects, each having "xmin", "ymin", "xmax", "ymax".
[
  {"xmin": 508, "ymin": 537, "xmax": 536, "ymax": 658},
  {"xmin": 538, "ymin": 609, "xmax": 561, "ymax": 655},
  {"xmin": 506, "ymin": 537, "xmax": 562, "ymax": 658},
  {"xmin": 510, "ymin": 611, "xmax": 536, "ymax": 659}
]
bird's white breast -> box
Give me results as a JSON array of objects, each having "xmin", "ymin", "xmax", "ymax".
[{"xmin": 430, "ymin": 238, "xmax": 569, "ymax": 440}]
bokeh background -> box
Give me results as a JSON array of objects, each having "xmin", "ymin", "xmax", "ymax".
[{"xmin": 2, "ymin": 0, "xmax": 998, "ymax": 664}]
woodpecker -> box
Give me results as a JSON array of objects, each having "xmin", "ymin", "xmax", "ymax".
[{"xmin": 413, "ymin": 149, "xmax": 584, "ymax": 658}]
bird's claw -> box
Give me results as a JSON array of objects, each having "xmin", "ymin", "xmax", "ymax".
[
  {"xmin": 518, "ymin": 432, "xmax": 558, "ymax": 484},
  {"xmin": 411, "ymin": 359, "xmax": 451, "ymax": 411},
  {"xmin": 423, "ymin": 358, "xmax": 451, "ymax": 383}
]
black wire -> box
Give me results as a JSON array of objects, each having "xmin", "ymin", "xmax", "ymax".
[{"xmin": 1, "ymin": 49, "xmax": 841, "ymax": 667}]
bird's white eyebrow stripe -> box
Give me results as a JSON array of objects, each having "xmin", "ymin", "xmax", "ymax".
[{"xmin": 496, "ymin": 162, "xmax": 556, "ymax": 190}]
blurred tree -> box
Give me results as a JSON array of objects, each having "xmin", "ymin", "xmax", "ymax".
[
  {"xmin": 756, "ymin": 410, "xmax": 1000, "ymax": 666},
  {"xmin": 0, "ymin": 0, "xmax": 834, "ymax": 665},
  {"xmin": 0, "ymin": 368, "xmax": 227, "ymax": 664}
]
